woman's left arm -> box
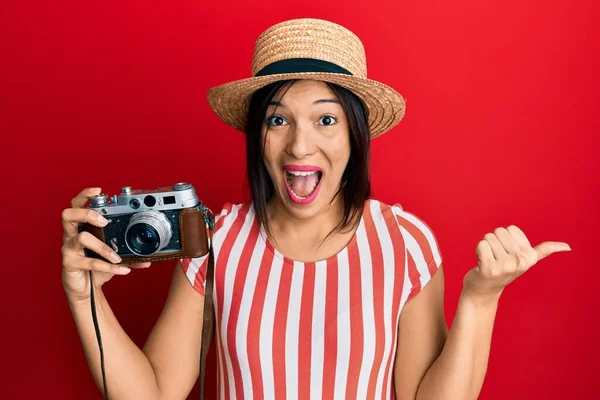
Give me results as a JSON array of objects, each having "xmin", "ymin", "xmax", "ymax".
[{"xmin": 394, "ymin": 225, "xmax": 571, "ymax": 400}]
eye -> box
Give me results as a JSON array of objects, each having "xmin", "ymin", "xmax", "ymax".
[
  {"xmin": 318, "ymin": 115, "xmax": 338, "ymax": 126},
  {"xmin": 266, "ymin": 115, "xmax": 288, "ymax": 127}
]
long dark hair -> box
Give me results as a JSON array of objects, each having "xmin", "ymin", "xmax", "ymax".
[{"xmin": 245, "ymin": 79, "xmax": 371, "ymax": 242}]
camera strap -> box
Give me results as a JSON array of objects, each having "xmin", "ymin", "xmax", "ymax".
[
  {"xmin": 88, "ymin": 205, "xmax": 216, "ymax": 400},
  {"xmin": 89, "ymin": 270, "xmax": 109, "ymax": 399},
  {"xmin": 199, "ymin": 232, "xmax": 215, "ymax": 400}
]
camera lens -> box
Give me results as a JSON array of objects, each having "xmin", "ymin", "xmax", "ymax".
[
  {"xmin": 124, "ymin": 210, "xmax": 172, "ymax": 256},
  {"xmin": 137, "ymin": 230, "xmax": 154, "ymax": 243},
  {"xmin": 126, "ymin": 224, "xmax": 160, "ymax": 255}
]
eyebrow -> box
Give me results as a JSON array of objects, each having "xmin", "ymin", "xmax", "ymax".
[{"xmin": 268, "ymin": 98, "xmax": 341, "ymax": 108}]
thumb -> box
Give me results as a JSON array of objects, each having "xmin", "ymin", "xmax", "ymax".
[{"xmin": 534, "ymin": 241, "xmax": 571, "ymax": 261}]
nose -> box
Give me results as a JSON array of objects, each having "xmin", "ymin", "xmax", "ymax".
[{"xmin": 286, "ymin": 122, "xmax": 316, "ymax": 159}]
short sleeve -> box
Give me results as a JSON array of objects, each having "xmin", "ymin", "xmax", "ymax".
[
  {"xmin": 392, "ymin": 204, "xmax": 443, "ymax": 301},
  {"xmin": 179, "ymin": 204, "xmax": 231, "ymax": 295}
]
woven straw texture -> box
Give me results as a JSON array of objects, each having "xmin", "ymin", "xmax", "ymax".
[{"xmin": 207, "ymin": 18, "xmax": 406, "ymax": 138}]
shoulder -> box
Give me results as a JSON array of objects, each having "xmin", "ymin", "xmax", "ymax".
[
  {"xmin": 179, "ymin": 201, "xmax": 254, "ymax": 295},
  {"xmin": 211, "ymin": 201, "xmax": 251, "ymax": 226},
  {"xmin": 366, "ymin": 198, "xmax": 443, "ymax": 269},
  {"xmin": 363, "ymin": 198, "xmax": 417, "ymax": 233},
  {"xmin": 367, "ymin": 199, "xmax": 443, "ymax": 302},
  {"xmin": 367, "ymin": 198, "xmax": 437, "ymax": 237},
  {"xmin": 209, "ymin": 201, "xmax": 255, "ymax": 240}
]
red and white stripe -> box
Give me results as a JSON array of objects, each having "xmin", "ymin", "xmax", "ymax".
[{"xmin": 181, "ymin": 199, "xmax": 443, "ymax": 399}]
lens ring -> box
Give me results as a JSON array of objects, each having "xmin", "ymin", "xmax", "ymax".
[
  {"xmin": 124, "ymin": 210, "xmax": 173, "ymax": 256},
  {"xmin": 125, "ymin": 224, "xmax": 159, "ymax": 255}
]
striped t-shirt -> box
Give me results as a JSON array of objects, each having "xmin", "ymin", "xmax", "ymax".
[{"xmin": 181, "ymin": 199, "xmax": 443, "ymax": 399}]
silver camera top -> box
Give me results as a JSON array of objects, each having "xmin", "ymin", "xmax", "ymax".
[{"xmin": 89, "ymin": 182, "xmax": 200, "ymax": 216}]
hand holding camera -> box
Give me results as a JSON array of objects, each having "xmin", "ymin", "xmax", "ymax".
[
  {"xmin": 61, "ymin": 187, "xmax": 147, "ymax": 304},
  {"xmin": 61, "ymin": 183, "xmax": 211, "ymax": 304}
]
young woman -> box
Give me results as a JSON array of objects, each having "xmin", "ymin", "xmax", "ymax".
[{"xmin": 60, "ymin": 18, "xmax": 571, "ymax": 399}]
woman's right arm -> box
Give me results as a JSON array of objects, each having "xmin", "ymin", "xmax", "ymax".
[
  {"xmin": 67, "ymin": 263, "xmax": 205, "ymax": 400},
  {"xmin": 63, "ymin": 188, "xmax": 206, "ymax": 400}
]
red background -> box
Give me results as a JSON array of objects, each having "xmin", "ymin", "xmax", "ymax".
[{"xmin": 1, "ymin": 0, "xmax": 598, "ymax": 398}]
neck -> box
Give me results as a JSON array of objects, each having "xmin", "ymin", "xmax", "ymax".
[{"xmin": 265, "ymin": 193, "xmax": 346, "ymax": 247}]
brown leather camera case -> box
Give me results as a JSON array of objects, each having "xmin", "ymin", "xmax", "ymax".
[{"xmin": 82, "ymin": 207, "xmax": 210, "ymax": 263}]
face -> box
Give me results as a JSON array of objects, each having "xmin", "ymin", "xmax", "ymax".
[{"xmin": 262, "ymin": 80, "xmax": 351, "ymax": 219}]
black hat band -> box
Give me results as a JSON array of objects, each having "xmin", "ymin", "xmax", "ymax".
[{"xmin": 255, "ymin": 58, "xmax": 353, "ymax": 77}]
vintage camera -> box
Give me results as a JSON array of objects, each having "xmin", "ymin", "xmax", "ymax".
[{"xmin": 80, "ymin": 182, "xmax": 213, "ymax": 263}]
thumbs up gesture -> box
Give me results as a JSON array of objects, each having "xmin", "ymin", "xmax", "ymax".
[{"xmin": 462, "ymin": 225, "xmax": 571, "ymax": 304}]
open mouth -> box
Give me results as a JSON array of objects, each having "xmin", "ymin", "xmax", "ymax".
[{"xmin": 284, "ymin": 168, "xmax": 323, "ymax": 204}]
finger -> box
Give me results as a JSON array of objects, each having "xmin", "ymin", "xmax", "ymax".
[
  {"xmin": 483, "ymin": 232, "xmax": 508, "ymax": 261},
  {"xmin": 122, "ymin": 262, "xmax": 152, "ymax": 269},
  {"xmin": 62, "ymin": 208, "xmax": 109, "ymax": 226},
  {"xmin": 75, "ymin": 231, "xmax": 122, "ymax": 263},
  {"xmin": 80, "ymin": 257, "xmax": 132, "ymax": 275},
  {"xmin": 62, "ymin": 250, "xmax": 130, "ymax": 275},
  {"xmin": 475, "ymin": 240, "xmax": 494, "ymax": 273},
  {"xmin": 506, "ymin": 225, "xmax": 532, "ymax": 249},
  {"xmin": 493, "ymin": 227, "xmax": 521, "ymax": 254},
  {"xmin": 70, "ymin": 187, "xmax": 102, "ymax": 209},
  {"xmin": 533, "ymin": 241, "xmax": 572, "ymax": 261},
  {"xmin": 506, "ymin": 225, "xmax": 538, "ymax": 266},
  {"xmin": 62, "ymin": 208, "xmax": 109, "ymax": 240}
]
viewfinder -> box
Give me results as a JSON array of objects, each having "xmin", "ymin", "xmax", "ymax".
[{"xmin": 163, "ymin": 196, "xmax": 176, "ymax": 205}]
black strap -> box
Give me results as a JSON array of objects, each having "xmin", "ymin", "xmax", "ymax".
[
  {"xmin": 255, "ymin": 58, "xmax": 353, "ymax": 76},
  {"xmin": 89, "ymin": 271, "xmax": 109, "ymax": 399},
  {"xmin": 90, "ymin": 238, "xmax": 216, "ymax": 400},
  {"xmin": 199, "ymin": 237, "xmax": 216, "ymax": 399}
]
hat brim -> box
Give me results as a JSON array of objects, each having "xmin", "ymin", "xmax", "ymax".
[{"xmin": 206, "ymin": 72, "xmax": 406, "ymax": 138}]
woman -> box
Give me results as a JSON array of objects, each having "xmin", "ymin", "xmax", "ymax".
[{"xmin": 61, "ymin": 18, "xmax": 571, "ymax": 399}]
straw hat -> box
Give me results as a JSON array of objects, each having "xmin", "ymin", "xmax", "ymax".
[{"xmin": 207, "ymin": 18, "xmax": 406, "ymax": 138}]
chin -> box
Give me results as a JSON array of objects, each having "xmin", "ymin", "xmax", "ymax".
[{"xmin": 277, "ymin": 184, "xmax": 338, "ymax": 221}]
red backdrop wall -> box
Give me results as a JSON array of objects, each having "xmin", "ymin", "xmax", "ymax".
[{"xmin": 1, "ymin": 0, "xmax": 598, "ymax": 398}]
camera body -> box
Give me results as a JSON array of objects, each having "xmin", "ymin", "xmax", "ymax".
[{"xmin": 81, "ymin": 182, "xmax": 212, "ymax": 263}]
